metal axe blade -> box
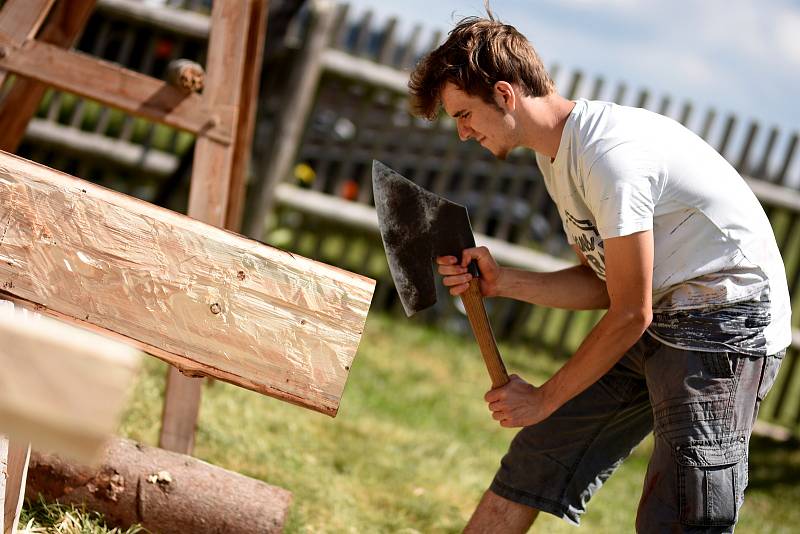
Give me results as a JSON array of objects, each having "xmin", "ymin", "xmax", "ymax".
[
  {"xmin": 372, "ymin": 160, "xmax": 475, "ymax": 317},
  {"xmin": 372, "ymin": 160, "xmax": 509, "ymax": 387}
]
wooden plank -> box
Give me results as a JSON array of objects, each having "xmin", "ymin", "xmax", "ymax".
[
  {"xmin": 0, "ymin": 0, "xmax": 97, "ymax": 153},
  {"xmin": 1, "ymin": 438, "xmax": 29, "ymax": 534},
  {"xmin": 0, "ymin": 151, "xmax": 375, "ymax": 417},
  {"xmin": 0, "ymin": 307, "xmax": 140, "ymax": 463},
  {"xmin": 0, "ymin": 0, "xmax": 55, "ymax": 45},
  {"xmin": 0, "ymin": 38, "xmax": 233, "ymax": 143}
]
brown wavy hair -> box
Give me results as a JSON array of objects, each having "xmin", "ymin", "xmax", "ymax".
[{"xmin": 408, "ymin": 12, "xmax": 555, "ymax": 120}]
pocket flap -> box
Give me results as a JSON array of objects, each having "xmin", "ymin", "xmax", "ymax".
[{"xmin": 674, "ymin": 437, "xmax": 747, "ymax": 467}]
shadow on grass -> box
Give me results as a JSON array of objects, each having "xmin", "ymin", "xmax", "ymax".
[{"xmin": 747, "ymin": 434, "xmax": 800, "ymax": 490}]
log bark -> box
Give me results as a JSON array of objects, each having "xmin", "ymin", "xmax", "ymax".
[{"xmin": 25, "ymin": 438, "xmax": 292, "ymax": 533}]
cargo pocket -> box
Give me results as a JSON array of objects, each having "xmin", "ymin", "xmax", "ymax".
[
  {"xmin": 757, "ymin": 351, "xmax": 785, "ymax": 402},
  {"xmin": 675, "ymin": 436, "xmax": 747, "ymax": 527}
]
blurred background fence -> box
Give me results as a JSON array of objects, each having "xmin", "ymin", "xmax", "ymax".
[{"xmin": 5, "ymin": 0, "xmax": 800, "ymax": 436}]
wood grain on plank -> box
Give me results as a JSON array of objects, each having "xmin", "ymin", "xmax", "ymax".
[{"xmin": 0, "ymin": 151, "xmax": 375, "ymax": 416}]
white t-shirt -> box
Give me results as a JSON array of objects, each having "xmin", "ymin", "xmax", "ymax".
[{"xmin": 535, "ymin": 99, "xmax": 791, "ymax": 355}]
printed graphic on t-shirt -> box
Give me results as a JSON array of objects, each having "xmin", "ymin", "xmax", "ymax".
[{"xmin": 565, "ymin": 210, "xmax": 606, "ymax": 278}]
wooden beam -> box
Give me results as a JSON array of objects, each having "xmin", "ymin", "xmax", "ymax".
[
  {"xmin": 0, "ymin": 0, "xmax": 55, "ymax": 45},
  {"xmin": 185, "ymin": 0, "xmax": 252, "ymax": 227},
  {"xmin": 0, "ymin": 0, "xmax": 97, "ymax": 152},
  {"xmin": 1, "ymin": 438, "xmax": 29, "ymax": 534},
  {"xmin": 0, "ymin": 307, "xmax": 141, "ymax": 463},
  {"xmin": 0, "ymin": 38, "xmax": 233, "ymax": 144},
  {"xmin": 0, "ymin": 0, "xmax": 56, "ymax": 88},
  {"xmin": 0, "ymin": 151, "xmax": 375, "ymax": 418},
  {"xmin": 224, "ymin": 0, "xmax": 268, "ymax": 232}
]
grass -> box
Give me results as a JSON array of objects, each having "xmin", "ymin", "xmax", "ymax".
[
  {"xmin": 22, "ymin": 312, "xmax": 800, "ymax": 532},
  {"xmin": 19, "ymin": 497, "xmax": 143, "ymax": 534}
]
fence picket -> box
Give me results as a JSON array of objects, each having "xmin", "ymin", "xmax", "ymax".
[
  {"xmin": 754, "ymin": 127, "xmax": 779, "ymax": 180},
  {"xmin": 329, "ymin": 2, "xmax": 350, "ymax": 49},
  {"xmin": 377, "ymin": 17, "xmax": 398, "ymax": 66},
  {"xmin": 678, "ymin": 101, "xmax": 693, "ymax": 126},
  {"xmin": 717, "ymin": 114, "xmax": 737, "ymax": 158},
  {"xmin": 735, "ymin": 121, "xmax": 760, "ymax": 174},
  {"xmin": 589, "ymin": 75, "xmax": 605, "ymax": 100},
  {"xmin": 351, "ymin": 9, "xmax": 373, "ymax": 57},
  {"xmin": 775, "ymin": 133, "xmax": 798, "ymax": 185},
  {"xmin": 635, "ymin": 88, "xmax": 650, "ymax": 109},
  {"xmin": 398, "ymin": 24, "xmax": 422, "ymax": 69}
]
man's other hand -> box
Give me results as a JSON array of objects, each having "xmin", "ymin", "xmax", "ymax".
[{"xmin": 485, "ymin": 374, "xmax": 554, "ymax": 428}]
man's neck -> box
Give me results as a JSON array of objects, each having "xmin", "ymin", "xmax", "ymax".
[{"xmin": 517, "ymin": 93, "xmax": 576, "ymax": 160}]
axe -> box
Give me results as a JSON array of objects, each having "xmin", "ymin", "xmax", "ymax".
[{"xmin": 372, "ymin": 160, "xmax": 510, "ymax": 388}]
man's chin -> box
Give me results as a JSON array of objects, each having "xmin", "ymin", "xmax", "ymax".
[{"xmin": 489, "ymin": 147, "xmax": 510, "ymax": 160}]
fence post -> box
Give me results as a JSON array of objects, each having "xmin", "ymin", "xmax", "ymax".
[{"xmin": 242, "ymin": 0, "xmax": 336, "ymax": 239}]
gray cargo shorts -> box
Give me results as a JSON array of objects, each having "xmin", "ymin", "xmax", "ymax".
[{"xmin": 489, "ymin": 333, "xmax": 785, "ymax": 533}]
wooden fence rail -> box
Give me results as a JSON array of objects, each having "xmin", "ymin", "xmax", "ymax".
[{"xmin": 6, "ymin": 0, "xmax": 800, "ymax": 432}]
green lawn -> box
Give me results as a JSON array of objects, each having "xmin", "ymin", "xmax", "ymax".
[{"xmin": 23, "ymin": 312, "xmax": 800, "ymax": 533}]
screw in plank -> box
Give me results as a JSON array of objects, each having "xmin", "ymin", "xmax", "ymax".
[{"xmin": 210, "ymin": 303, "xmax": 221, "ymax": 314}]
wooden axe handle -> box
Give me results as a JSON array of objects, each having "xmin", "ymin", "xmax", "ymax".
[{"xmin": 460, "ymin": 278, "xmax": 510, "ymax": 388}]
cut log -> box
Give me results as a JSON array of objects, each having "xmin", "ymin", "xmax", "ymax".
[
  {"xmin": 0, "ymin": 306, "xmax": 140, "ymax": 463},
  {"xmin": 166, "ymin": 59, "xmax": 205, "ymax": 93},
  {"xmin": 25, "ymin": 438, "xmax": 292, "ymax": 533},
  {"xmin": 0, "ymin": 151, "xmax": 375, "ymax": 416}
]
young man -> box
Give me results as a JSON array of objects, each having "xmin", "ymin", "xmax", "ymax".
[{"xmin": 408, "ymin": 14, "xmax": 791, "ymax": 533}]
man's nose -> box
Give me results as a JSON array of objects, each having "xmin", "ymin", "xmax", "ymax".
[{"xmin": 457, "ymin": 121, "xmax": 472, "ymax": 141}]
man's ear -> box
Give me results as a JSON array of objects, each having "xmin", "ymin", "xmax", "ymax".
[{"xmin": 493, "ymin": 81, "xmax": 516, "ymax": 112}]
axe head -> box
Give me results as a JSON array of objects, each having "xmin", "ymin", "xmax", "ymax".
[{"xmin": 372, "ymin": 160, "xmax": 476, "ymax": 317}]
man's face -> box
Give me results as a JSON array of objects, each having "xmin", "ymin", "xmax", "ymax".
[{"xmin": 440, "ymin": 82, "xmax": 516, "ymax": 160}]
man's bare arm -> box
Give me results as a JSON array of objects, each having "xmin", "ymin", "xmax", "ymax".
[
  {"xmin": 485, "ymin": 230, "xmax": 654, "ymax": 427},
  {"xmin": 436, "ymin": 244, "xmax": 609, "ymax": 310}
]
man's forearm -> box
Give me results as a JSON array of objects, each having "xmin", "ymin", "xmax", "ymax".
[
  {"xmin": 539, "ymin": 307, "xmax": 649, "ymax": 414},
  {"xmin": 495, "ymin": 265, "xmax": 609, "ymax": 310}
]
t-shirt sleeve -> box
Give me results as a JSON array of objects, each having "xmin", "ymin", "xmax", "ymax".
[{"xmin": 584, "ymin": 142, "xmax": 663, "ymax": 239}]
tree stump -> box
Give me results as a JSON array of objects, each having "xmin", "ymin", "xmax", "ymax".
[{"xmin": 25, "ymin": 438, "xmax": 292, "ymax": 533}]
